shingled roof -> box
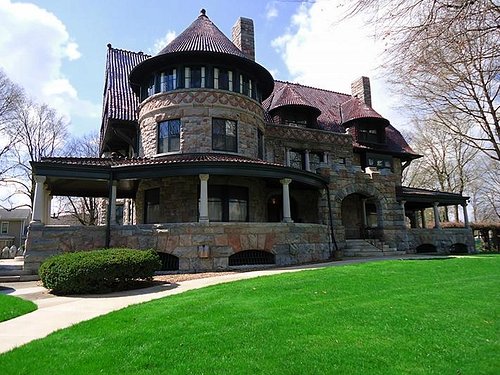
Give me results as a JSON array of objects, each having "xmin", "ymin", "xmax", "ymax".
[
  {"xmin": 102, "ymin": 44, "xmax": 417, "ymax": 158},
  {"xmin": 102, "ymin": 45, "xmax": 150, "ymax": 124},
  {"xmin": 340, "ymin": 97, "xmax": 387, "ymax": 124},
  {"xmin": 267, "ymin": 82, "xmax": 321, "ymax": 116},
  {"xmin": 158, "ymin": 9, "xmax": 247, "ymax": 58}
]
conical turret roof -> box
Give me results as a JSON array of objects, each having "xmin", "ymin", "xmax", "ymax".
[{"xmin": 158, "ymin": 9, "xmax": 247, "ymax": 58}]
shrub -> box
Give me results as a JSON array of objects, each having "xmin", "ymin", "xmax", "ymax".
[{"xmin": 39, "ymin": 248, "xmax": 161, "ymax": 295}]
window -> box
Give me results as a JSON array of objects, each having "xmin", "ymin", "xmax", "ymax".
[
  {"xmin": 160, "ymin": 69, "xmax": 177, "ymax": 92},
  {"xmin": 358, "ymin": 127, "xmax": 383, "ymax": 143},
  {"xmin": 240, "ymin": 74, "xmax": 251, "ymax": 96},
  {"xmin": 214, "ymin": 68, "xmax": 233, "ymax": 91},
  {"xmin": 212, "ymin": 118, "xmax": 237, "ymax": 152},
  {"xmin": 309, "ymin": 152, "xmax": 322, "ymax": 172},
  {"xmin": 158, "ymin": 119, "xmax": 181, "ymax": 153},
  {"xmin": 184, "ymin": 66, "xmax": 205, "ymax": 88},
  {"xmin": 144, "ymin": 188, "xmax": 160, "ymax": 224},
  {"xmin": 283, "ymin": 111, "xmax": 308, "ymax": 127},
  {"xmin": 207, "ymin": 185, "xmax": 248, "ymax": 222},
  {"xmin": 1, "ymin": 222, "xmax": 8, "ymax": 234},
  {"xmin": 366, "ymin": 153, "xmax": 393, "ymax": 171},
  {"xmin": 289, "ymin": 150, "xmax": 304, "ymax": 169}
]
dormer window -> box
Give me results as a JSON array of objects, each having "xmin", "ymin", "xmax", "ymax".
[{"xmin": 355, "ymin": 122, "xmax": 386, "ymax": 144}]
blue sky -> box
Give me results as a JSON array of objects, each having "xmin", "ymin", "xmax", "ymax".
[{"xmin": 0, "ymin": 0, "xmax": 408, "ymax": 137}]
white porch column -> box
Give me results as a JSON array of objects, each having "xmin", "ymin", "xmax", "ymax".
[
  {"xmin": 199, "ymin": 174, "xmax": 209, "ymax": 223},
  {"xmin": 304, "ymin": 150, "xmax": 311, "ymax": 171},
  {"xmin": 110, "ymin": 181, "xmax": 117, "ymax": 224},
  {"xmin": 31, "ymin": 175, "xmax": 46, "ymax": 224},
  {"xmin": 462, "ymin": 203, "xmax": 470, "ymax": 228},
  {"xmin": 280, "ymin": 178, "xmax": 293, "ymax": 223},
  {"xmin": 433, "ymin": 202, "xmax": 441, "ymax": 229},
  {"xmin": 362, "ymin": 198, "xmax": 368, "ymax": 226}
]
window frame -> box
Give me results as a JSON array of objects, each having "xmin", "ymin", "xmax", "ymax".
[
  {"xmin": 0, "ymin": 222, "xmax": 8, "ymax": 234},
  {"xmin": 157, "ymin": 119, "xmax": 181, "ymax": 154},
  {"xmin": 212, "ymin": 118, "xmax": 237, "ymax": 153}
]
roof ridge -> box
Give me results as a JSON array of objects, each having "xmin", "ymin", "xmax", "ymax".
[
  {"xmin": 274, "ymin": 79, "xmax": 351, "ymax": 97},
  {"xmin": 107, "ymin": 44, "xmax": 152, "ymax": 58}
]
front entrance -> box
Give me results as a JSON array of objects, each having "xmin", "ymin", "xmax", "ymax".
[{"xmin": 341, "ymin": 193, "xmax": 378, "ymax": 239}]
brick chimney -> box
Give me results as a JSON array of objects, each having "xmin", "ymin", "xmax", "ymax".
[
  {"xmin": 351, "ymin": 76, "xmax": 372, "ymax": 107},
  {"xmin": 232, "ymin": 17, "xmax": 255, "ymax": 61}
]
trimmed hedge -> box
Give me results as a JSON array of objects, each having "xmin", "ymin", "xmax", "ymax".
[{"xmin": 39, "ymin": 249, "xmax": 161, "ymax": 295}]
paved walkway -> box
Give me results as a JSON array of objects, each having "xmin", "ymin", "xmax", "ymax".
[{"xmin": 0, "ymin": 255, "xmax": 437, "ymax": 354}]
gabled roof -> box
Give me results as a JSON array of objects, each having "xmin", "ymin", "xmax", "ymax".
[{"xmin": 158, "ymin": 9, "xmax": 247, "ymax": 58}]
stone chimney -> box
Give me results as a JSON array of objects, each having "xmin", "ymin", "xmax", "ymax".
[
  {"xmin": 351, "ymin": 76, "xmax": 372, "ymax": 107},
  {"xmin": 232, "ymin": 17, "xmax": 255, "ymax": 61}
]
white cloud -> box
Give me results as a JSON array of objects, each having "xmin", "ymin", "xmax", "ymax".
[
  {"xmin": 0, "ymin": 0, "xmax": 100, "ymax": 132},
  {"xmin": 271, "ymin": 1, "xmax": 409, "ymax": 128},
  {"xmin": 265, "ymin": 2, "xmax": 278, "ymax": 20},
  {"xmin": 151, "ymin": 30, "xmax": 177, "ymax": 55}
]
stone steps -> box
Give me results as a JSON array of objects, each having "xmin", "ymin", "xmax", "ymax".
[
  {"xmin": 0, "ymin": 258, "xmax": 39, "ymax": 282},
  {"xmin": 344, "ymin": 239, "xmax": 402, "ymax": 257}
]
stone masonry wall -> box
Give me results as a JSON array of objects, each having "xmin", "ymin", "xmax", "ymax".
[
  {"xmin": 24, "ymin": 222, "xmax": 332, "ymax": 273},
  {"xmin": 406, "ymin": 228, "xmax": 475, "ymax": 254},
  {"xmin": 138, "ymin": 89, "xmax": 265, "ymax": 159}
]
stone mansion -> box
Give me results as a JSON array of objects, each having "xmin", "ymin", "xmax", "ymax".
[{"xmin": 25, "ymin": 10, "xmax": 473, "ymax": 273}]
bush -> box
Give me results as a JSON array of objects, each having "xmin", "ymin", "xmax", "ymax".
[{"xmin": 39, "ymin": 248, "xmax": 161, "ymax": 295}]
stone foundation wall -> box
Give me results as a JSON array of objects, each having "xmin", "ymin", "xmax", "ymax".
[
  {"xmin": 24, "ymin": 222, "xmax": 332, "ymax": 274},
  {"xmin": 406, "ymin": 228, "xmax": 474, "ymax": 254}
]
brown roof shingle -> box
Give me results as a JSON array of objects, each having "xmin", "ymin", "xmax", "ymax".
[{"xmin": 158, "ymin": 10, "xmax": 247, "ymax": 58}]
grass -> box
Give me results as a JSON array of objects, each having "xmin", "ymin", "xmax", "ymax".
[
  {"xmin": 0, "ymin": 294, "xmax": 37, "ymax": 322},
  {"xmin": 0, "ymin": 256, "xmax": 499, "ymax": 374}
]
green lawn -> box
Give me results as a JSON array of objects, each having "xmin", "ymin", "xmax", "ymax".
[
  {"xmin": 0, "ymin": 256, "xmax": 498, "ymax": 374},
  {"xmin": 0, "ymin": 294, "xmax": 37, "ymax": 322}
]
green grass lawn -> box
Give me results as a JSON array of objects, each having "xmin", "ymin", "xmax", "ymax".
[
  {"xmin": 0, "ymin": 256, "xmax": 498, "ymax": 374},
  {"xmin": 0, "ymin": 294, "xmax": 37, "ymax": 322}
]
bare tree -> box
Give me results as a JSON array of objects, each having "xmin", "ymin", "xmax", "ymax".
[
  {"xmin": 0, "ymin": 70, "xmax": 25, "ymax": 176},
  {"xmin": 403, "ymin": 117, "xmax": 479, "ymax": 220},
  {"xmin": 57, "ymin": 131, "xmax": 101, "ymax": 225},
  {"xmin": 2, "ymin": 100, "xmax": 68, "ymax": 208},
  {"xmin": 469, "ymin": 158, "xmax": 500, "ymax": 221},
  {"xmin": 343, "ymin": 0, "xmax": 500, "ymax": 161}
]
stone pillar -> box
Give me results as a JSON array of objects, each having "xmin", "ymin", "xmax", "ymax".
[
  {"xmin": 199, "ymin": 174, "xmax": 209, "ymax": 223},
  {"xmin": 304, "ymin": 150, "xmax": 311, "ymax": 171},
  {"xmin": 362, "ymin": 198, "xmax": 368, "ymax": 226},
  {"xmin": 280, "ymin": 178, "xmax": 293, "ymax": 223},
  {"xmin": 420, "ymin": 209, "xmax": 426, "ymax": 229},
  {"xmin": 433, "ymin": 202, "xmax": 441, "ymax": 229},
  {"xmin": 401, "ymin": 200, "xmax": 407, "ymax": 227},
  {"xmin": 284, "ymin": 148, "xmax": 290, "ymax": 167},
  {"xmin": 110, "ymin": 181, "xmax": 117, "ymax": 224},
  {"xmin": 323, "ymin": 151, "xmax": 329, "ymax": 164},
  {"xmin": 462, "ymin": 203, "xmax": 470, "ymax": 228},
  {"xmin": 31, "ymin": 175, "xmax": 46, "ymax": 224}
]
